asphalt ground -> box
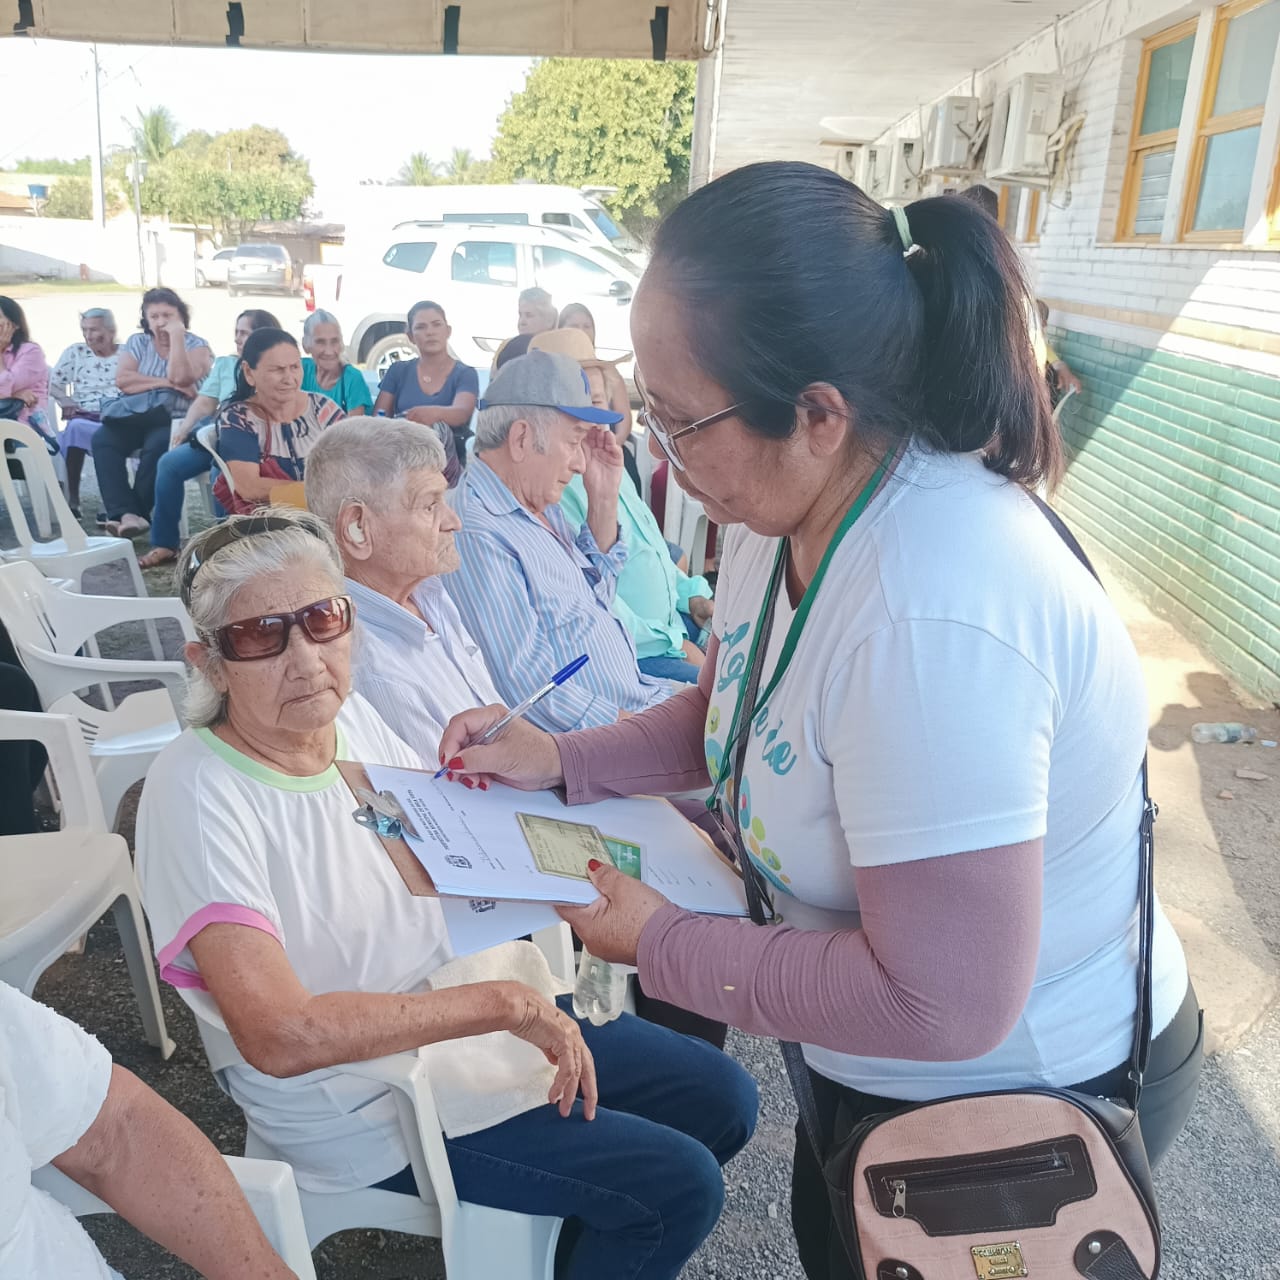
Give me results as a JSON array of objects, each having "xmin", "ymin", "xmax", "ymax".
[{"xmin": 6, "ymin": 423, "xmax": 1279, "ymax": 1278}]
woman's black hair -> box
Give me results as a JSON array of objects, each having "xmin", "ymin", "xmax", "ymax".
[
  {"xmin": 0, "ymin": 296, "xmax": 30, "ymax": 352},
  {"xmin": 228, "ymin": 327, "xmax": 299, "ymax": 404},
  {"xmin": 139, "ymin": 287, "xmax": 192, "ymax": 334},
  {"xmin": 407, "ymin": 299, "xmax": 447, "ymax": 331},
  {"xmin": 648, "ymin": 161, "xmax": 1060, "ymax": 488},
  {"xmin": 237, "ymin": 308, "xmax": 281, "ymax": 332}
]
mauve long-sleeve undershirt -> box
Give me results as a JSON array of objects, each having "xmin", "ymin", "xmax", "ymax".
[{"xmin": 555, "ymin": 634, "xmax": 1043, "ymax": 1061}]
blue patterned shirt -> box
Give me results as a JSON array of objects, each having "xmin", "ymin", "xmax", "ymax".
[{"xmin": 445, "ymin": 458, "xmax": 673, "ymax": 731}]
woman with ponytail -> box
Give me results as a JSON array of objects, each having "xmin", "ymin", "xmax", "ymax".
[
  {"xmin": 212, "ymin": 327, "xmax": 344, "ymax": 514},
  {"xmin": 439, "ymin": 161, "xmax": 1201, "ymax": 1277}
]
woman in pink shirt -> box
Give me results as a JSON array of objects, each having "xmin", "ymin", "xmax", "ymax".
[
  {"xmin": 0, "ymin": 296, "xmax": 50, "ymax": 432},
  {"xmin": 439, "ymin": 162, "xmax": 1202, "ymax": 1279}
]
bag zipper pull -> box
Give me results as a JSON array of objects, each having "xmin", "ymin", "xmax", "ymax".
[{"xmin": 892, "ymin": 1179, "xmax": 907, "ymax": 1218}]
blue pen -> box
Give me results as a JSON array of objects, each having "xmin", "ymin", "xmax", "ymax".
[{"xmin": 434, "ymin": 654, "xmax": 590, "ymax": 778}]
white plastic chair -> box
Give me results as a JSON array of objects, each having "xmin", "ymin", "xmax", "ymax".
[
  {"xmin": 0, "ymin": 709, "xmax": 175, "ymax": 1058},
  {"xmin": 6, "ymin": 432, "xmax": 56, "ymax": 539},
  {"xmin": 33, "ymin": 1157, "xmax": 317, "ymax": 1280},
  {"xmin": 664, "ymin": 478, "xmax": 710, "ymax": 577},
  {"xmin": 184, "ymin": 926, "xmax": 575, "ymax": 1278},
  {"xmin": 195, "ymin": 421, "xmax": 237, "ymax": 499},
  {"xmin": 0, "ymin": 422, "xmax": 161, "ymax": 661},
  {"xmin": 0, "ymin": 560, "xmax": 192, "ymax": 830}
]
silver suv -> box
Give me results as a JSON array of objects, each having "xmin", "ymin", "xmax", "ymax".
[{"xmin": 228, "ymin": 244, "xmax": 298, "ymax": 298}]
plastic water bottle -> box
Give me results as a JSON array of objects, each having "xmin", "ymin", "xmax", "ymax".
[
  {"xmin": 572, "ymin": 948, "xmax": 628, "ymax": 1026},
  {"xmin": 1191, "ymin": 722, "xmax": 1259, "ymax": 744}
]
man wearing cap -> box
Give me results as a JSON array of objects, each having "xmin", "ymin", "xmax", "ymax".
[
  {"xmin": 444, "ymin": 349, "xmax": 675, "ymax": 731},
  {"xmin": 532, "ymin": 328, "xmax": 714, "ymax": 685}
]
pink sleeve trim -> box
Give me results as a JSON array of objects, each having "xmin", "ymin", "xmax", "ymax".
[{"xmin": 157, "ymin": 903, "xmax": 281, "ymax": 991}]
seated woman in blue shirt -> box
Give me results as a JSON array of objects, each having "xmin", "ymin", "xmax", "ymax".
[
  {"xmin": 373, "ymin": 300, "xmax": 477, "ymax": 485},
  {"xmin": 300, "ymin": 310, "xmax": 374, "ymax": 416}
]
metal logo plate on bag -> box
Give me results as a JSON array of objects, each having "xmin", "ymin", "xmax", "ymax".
[{"xmin": 971, "ymin": 1242, "xmax": 1027, "ymax": 1279}]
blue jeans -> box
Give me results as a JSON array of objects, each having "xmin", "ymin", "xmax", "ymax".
[
  {"xmin": 378, "ymin": 997, "xmax": 757, "ymax": 1280},
  {"xmin": 638, "ymin": 653, "xmax": 703, "ymax": 684},
  {"xmin": 150, "ymin": 444, "xmax": 215, "ymax": 550}
]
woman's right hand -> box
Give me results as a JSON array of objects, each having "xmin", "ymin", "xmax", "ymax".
[
  {"xmin": 437, "ymin": 705, "xmax": 565, "ymax": 792},
  {"xmin": 502, "ymin": 982, "xmax": 597, "ymax": 1119}
]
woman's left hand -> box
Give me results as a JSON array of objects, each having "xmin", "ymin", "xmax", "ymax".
[
  {"xmin": 557, "ymin": 861, "xmax": 673, "ymax": 965},
  {"xmin": 17, "ymin": 389, "xmax": 37, "ymax": 407}
]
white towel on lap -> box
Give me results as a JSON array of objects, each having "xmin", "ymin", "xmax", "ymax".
[{"xmin": 419, "ymin": 939, "xmax": 573, "ymax": 1139}]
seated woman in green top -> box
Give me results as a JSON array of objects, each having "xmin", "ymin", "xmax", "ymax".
[{"xmin": 300, "ymin": 311, "xmax": 373, "ymax": 416}]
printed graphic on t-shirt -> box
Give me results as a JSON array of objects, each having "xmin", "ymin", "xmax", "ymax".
[{"xmin": 705, "ymin": 616, "xmax": 796, "ymax": 897}]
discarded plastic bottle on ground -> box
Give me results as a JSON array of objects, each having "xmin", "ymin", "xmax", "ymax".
[
  {"xmin": 1191, "ymin": 722, "xmax": 1259, "ymax": 744},
  {"xmin": 573, "ymin": 948, "xmax": 628, "ymax": 1026}
]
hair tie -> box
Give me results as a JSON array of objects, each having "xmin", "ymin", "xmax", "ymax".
[{"xmin": 891, "ymin": 205, "xmax": 916, "ymax": 257}]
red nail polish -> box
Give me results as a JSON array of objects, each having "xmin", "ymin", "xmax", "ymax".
[
  {"xmin": 479, "ymin": 780, "xmax": 489, "ymax": 791},
  {"xmin": 448, "ymin": 756, "xmax": 465, "ymax": 770},
  {"xmin": 587, "ymin": 859, "xmax": 602, "ymax": 872},
  {"xmin": 446, "ymin": 771, "xmax": 455, "ymax": 781},
  {"xmin": 463, "ymin": 777, "xmax": 475, "ymax": 789}
]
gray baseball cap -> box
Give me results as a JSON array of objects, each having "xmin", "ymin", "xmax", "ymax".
[{"xmin": 478, "ymin": 349, "xmax": 622, "ymax": 426}]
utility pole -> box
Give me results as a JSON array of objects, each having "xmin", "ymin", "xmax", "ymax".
[
  {"xmin": 89, "ymin": 44, "xmax": 107, "ymax": 228},
  {"xmin": 131, "ymin": 151, "xmax": 147, "ymax": 287}
]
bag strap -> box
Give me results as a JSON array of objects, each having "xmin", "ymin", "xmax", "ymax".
[{"xmin": 729, "ymin": 495, "xmax": 1157, "ymax": 1163}]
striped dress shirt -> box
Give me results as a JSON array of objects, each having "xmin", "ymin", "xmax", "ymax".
[{"xmin": 445, "ymin": 457, "xmax": 673, "ymax": 731}]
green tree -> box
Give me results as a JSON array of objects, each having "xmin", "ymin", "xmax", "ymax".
[
  {"xmin": 42, "ymin": 175, "xmax": 125, "ymax": 219},
  {"xmin": 146, "ymin": 137, "xmax": 313, "ymax": 240},
  {"xmin": 437, "ymin": 147, "xmax": 493, "ymax": 184},
  {"xmin": 9, "ymin": 156, "xmax": 90, "ymax": 176},
  {"xmin": 398, "ymin": 152, "xmax": 439, "ymax": 186},
  {"xmin": 490, "ymin": 59, "xmax": 696, "ymax": 232},
  {"xmin": 131, "ymin": 106, "xmax": 180, "ymax": 163}
]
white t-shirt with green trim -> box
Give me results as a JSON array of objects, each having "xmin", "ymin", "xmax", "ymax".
[
  {"xmin": 136, "ymin": 694, "xmax": 457, "ymax": 1193},
  {"xmin": 704, "ymin": 445, "xmax": 1188, "ymax": 1098}
]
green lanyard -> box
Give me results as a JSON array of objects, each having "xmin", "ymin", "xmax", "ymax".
[{"xmin": 709, "ymin": 448, "xmax": 896, "ymax": 812}]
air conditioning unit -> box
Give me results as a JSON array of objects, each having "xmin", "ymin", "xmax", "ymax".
[
  {"xmin": 829, "ymin": 144, "xmax": 867, "ymax": 186},
  {"xmin": 986, "ymin": 74, "xmax": 1065, "ymax": 185},
  {"xmin": 923, "ymin": 97, "xmax": 981, "ymax": 175},
  {"xmin": 886, "ymin": 138, "xmax": 923, "ymax": 201},
  {"xmin": 864, "ymin": 145, "xmax": 890, "ymax": 201}
]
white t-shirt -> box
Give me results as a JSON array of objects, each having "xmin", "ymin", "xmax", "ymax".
[
  {"xmin": 0, "ymin": 982, "xmax": 120, "ymax": 1280},
  {"xmin": 704, "ymin": 445, "xmax": 1188, "ymax": 1098},
  {"xmin": 136, "ymin": 695, "xmax": 458, "ymax": 1192}
]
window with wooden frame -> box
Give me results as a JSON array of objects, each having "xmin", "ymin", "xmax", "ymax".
[
  {"xmin": 1118, "ymin": 18, "xmax": 1198, "ymax": 239},
  {"xmin": 1024, "ymin": 188, "xmax": 1044, "ymax": 243},
  {"xmin": 996, "ymin": 184, "xmax": 1024, "ymax": 238},
  {"xmin": 1182, "ymin": 0, "xmax": 1280, "ymax": 240}
]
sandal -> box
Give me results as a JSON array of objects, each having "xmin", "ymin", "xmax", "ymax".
[{"xmin": 137, "ymin": 547, "xmax": 178, "ymax": 569}]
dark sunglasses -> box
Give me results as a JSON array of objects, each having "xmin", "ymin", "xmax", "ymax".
[{"xmin": 212, "ymin": 595, "xmax": 354, "ymax": 662}]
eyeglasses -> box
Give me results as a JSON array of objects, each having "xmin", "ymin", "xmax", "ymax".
[
  {"xmin": 633, "ymin": 368, "xmax": 742, "ymax": 472},
  {"xmin": 212, "ymin": 596, "xmax": 354, "ymax": 662}
]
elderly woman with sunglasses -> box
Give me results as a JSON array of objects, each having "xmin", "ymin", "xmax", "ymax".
[{"xmin": 134, "ymin": 509, "xmax": 756, "ymax": 1280}]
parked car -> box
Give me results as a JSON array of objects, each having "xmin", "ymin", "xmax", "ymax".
[
  {"xmin": 316, "ymin": 222, "xmax": 640, "ymax": 379},
  {"xmin": 195, "ymin": 246, "xmax": 235, "ymax": 288},
  {"xmin": 228, "ymin": 244, "xmax": 298, "ymax": 297}
]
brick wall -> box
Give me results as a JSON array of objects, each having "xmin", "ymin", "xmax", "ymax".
[{"xmin": 1052, "ymin": 327, "xmax": 1280, "ymax": 700}]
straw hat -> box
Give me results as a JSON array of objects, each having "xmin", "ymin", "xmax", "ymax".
[{"xmin": 529, "ymin": 327, "xmax": 627, "ymax": 370}]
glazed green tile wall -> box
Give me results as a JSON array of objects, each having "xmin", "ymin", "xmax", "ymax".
[{"xmin": 1052, "ymin": 329, "xmax": 1280, "ymax": 701}]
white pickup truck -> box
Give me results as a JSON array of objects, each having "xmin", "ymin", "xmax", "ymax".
[{"xmin": 304, "ymin": 221, "xmax": 640, "ymax": 378}]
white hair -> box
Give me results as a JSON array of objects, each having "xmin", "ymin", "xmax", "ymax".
[
  {"xmin": 301, "ymin": 309, "xmax": 342, "ymax": 351},
  {"xmin": 175, "ymin": 509, "xmax": 344, "ymax": 728},
  {"xmin": 304, "ymin": 416, "xmax": 447, "ymax": 528},
  {"xmin": 473, "ymin": 404, "xmax": 563, "ymax": 453}
]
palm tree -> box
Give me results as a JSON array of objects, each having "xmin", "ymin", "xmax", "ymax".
[
  {"xmin": 438, "ymin": 147, "xmax": 492, "ymax": 184},
  {"xmin": 131, "ymin": 107, "xmax": 179, "ymax": 164},
  {"xmin": 397, "ymin": 152, "xmax": 439, "ymax": 186}
]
